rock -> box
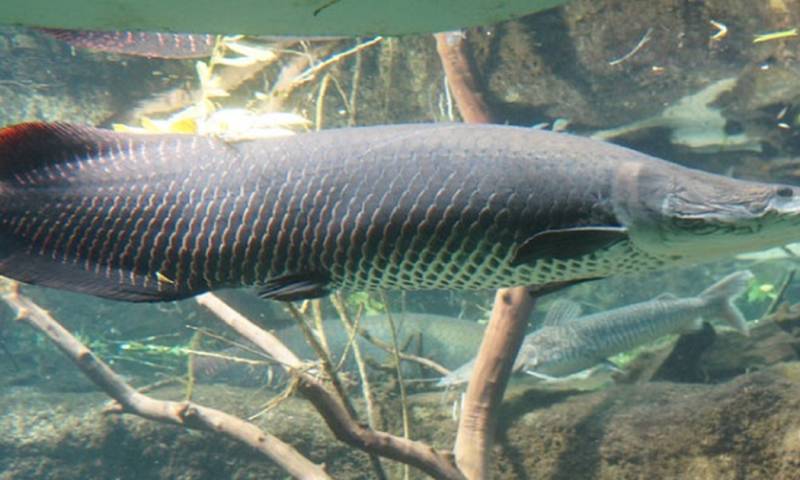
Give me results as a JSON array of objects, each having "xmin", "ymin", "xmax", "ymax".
[
  {"xmin": 619, "ymin": 319, "xmax": 800, "ymax": 385},
  {"xmin": 492, "ymin": 364, "xmax": 800, "ymax": 479},
  {"xmin": 3, "ymin": 364, "xmax": 800, "ymax": 479},
  {"xmin": 0, "ymin": 27, "xmax": 194, "ymax": 127}
]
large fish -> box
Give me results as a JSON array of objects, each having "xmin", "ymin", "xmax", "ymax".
[
  {"xmin": 0, "ymin": 122, "xmax": 796, "ymax": 302},
  {"xmin": 440, "ymin": 270, "xmax": 753, "ymax": 386},
  {"xmin": 39, "ymin": 29, "xmax": 217, "ymax": 59},
  {"xmin": 38, "ymin": 29, "xmax": 343, "ymax": 59}
]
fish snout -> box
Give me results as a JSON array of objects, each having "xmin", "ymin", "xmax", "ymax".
[{"xmin": 766, "ymin": 184, "xmax": 800, "ymax": 217}]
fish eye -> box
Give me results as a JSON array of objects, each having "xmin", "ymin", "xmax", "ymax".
[{"xmin": 776, "ymin": 187, "xmax": 794, "ymax": 198}]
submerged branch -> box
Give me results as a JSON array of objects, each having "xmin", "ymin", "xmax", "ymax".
[
  {"xmin": 454, "ymin": 287, "xmax": 536, "ymax": 479},
  {"xmin": 359, "ymin": 329, "xmax": 451, "ymax": 376},
  {"xmin": 330, "ymin": 295, "xmax": 381, "ymax": 429},
  {"xmin": 434, "ymin": 31, "xmax": 493, "ymax": 124},
  {"xmin": 1, "ymin": 283, "xmax": 329, "ymax": 480},
  {"xmin": 382, "ymin": 295, "xmax": 411, "ymax": 480},
  {"xmin": 196, "ymin": 293, "xmax": 464, "ymax": 480},
  {"xmin": 286, "ymin": 302, "xmax": 388, "ymax": 480}
]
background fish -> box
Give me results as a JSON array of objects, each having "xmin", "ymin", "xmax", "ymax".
[
  {"xmin": 440, "ymin": 271, "xmax": 753, "ymax": 386},
  {"xmin": 39, "ymin": 29, "xmax": 217, "ymax": 58},
  {"xmin": 0, "ymin": 122, "xmax": 797, "ymax": 302},
  {"xmin": 192, "ymin": 313, "xmax": 485, "ymax": 386}
]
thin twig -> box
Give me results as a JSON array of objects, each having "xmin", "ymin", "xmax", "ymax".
[
  {"xmin": 0, "ymin": 283, "xmax": 329, "ymax": 480},
  {"xmin": 264, "ymin": 44, "xmax": 336, "ymax": 113},
  {"xmin": 195, "ymin": 293, "xmax": 464, "ymax": 480},
  {"xmin": 311, "ymin": 300, "xmax": 332, "ymax": 359},
  {"xmin": 348, "ymin": 43, "xmax": 364, "ymax": 126},
  {"xmin": 291, "ymin": 37, "xmax": 384, "ymax": 87},
  {"xmin": 286, "ymin": 303, "xmax": 361, "ymax": 418},
  {"xmin": 136, "ymin": 376, "xmax": 183, "ymax": 394},
  {"xmin": 330, "ymin": 295, "xmax": 380, "ymax": 429},
  {"xmin": 608, "ymin": 28, "xmax": 653, "ymax": 66},
  {"xmin": 314, "ymin": 74, "xmax": 332, "ymax": 131},
  {"xmin": 359, "ymin": 330, "xmax": 451, "ymax": 376},
  {"xmin": 325, "ymin": 297, "xmax": 387, "ymax": 479},
  {"xmin": 379, "ymin": 38, "xmax": 397, "ymax": 122},
  {"xmin": 334, "ymin": 302, "xmax": 364, "ymax": 372},
  {"xmin": 184, "ymin": 329, "xmax": 203, "ymax": 401},
  {"xmin": 381, "ymin": 293, "xmax": 411, "ymax": 480}
]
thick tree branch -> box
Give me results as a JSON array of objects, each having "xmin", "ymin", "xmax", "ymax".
[
  {"xmin": 434, "ymin": 31, "xmax": 493, "ymax": 124},
  {"xmin": 453, "ymin": 287, "xmax": 535, "ymax": 479}
]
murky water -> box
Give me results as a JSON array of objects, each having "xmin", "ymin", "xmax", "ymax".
[{"xmin": 1, "ymin": 1, "xmax": 800, "ymax": 478}]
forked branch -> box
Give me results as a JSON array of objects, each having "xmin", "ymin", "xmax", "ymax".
[{"xmin": 0, "ymin": 283, "xmax": 329, "ymax": 480}]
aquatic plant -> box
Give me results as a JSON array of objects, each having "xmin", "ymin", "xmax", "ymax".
[{"xmin": 746, "ymin": 278, "xmax": 778, "ymax": 304}]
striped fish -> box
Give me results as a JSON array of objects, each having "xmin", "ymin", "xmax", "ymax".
[
  {"xmin": 39, "ymin": 29, "xmax": 217, "ymax": 58},
  {"xmin": 0, "ymin": 122, "xmax": 797, "ymax": 302}
]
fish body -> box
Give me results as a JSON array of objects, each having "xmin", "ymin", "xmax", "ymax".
[
  {"xmin": 39, "ymin": 29, "xmax": 342, "ymax": 58},
  {"xmin": 0, "ymin": 122, "xmax": 797, "ymax": 302},
  {"xmin": 440, "ymin": 270, "xmax": 753, "ymax": 386},
  {"xmin": 39, "ymin": 29, "xmax": 216, "ymax": 58},
  {"xmin": 193, "ymin": 313, "xmax": 485, "ymax": 386}
]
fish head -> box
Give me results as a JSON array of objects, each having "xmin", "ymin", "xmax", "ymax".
[
  {"xmin": 616, "ymin": 161, "xmax": 800, "ymax": 261},
  {"xmin": 514, "ymin": 328, "xmax": 572, "ymax": 376}
]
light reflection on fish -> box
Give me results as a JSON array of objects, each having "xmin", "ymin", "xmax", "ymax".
[{"xmin": 439, "ymin": 270, "xmax": 753, "ymax": 386}]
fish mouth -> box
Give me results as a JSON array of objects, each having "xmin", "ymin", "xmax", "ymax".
[
  {"xmin": 659, "ymin": 206, "xmax": 800, "ymax": 259},
  {"xmin": 766, "ymin": 191, "xmax": 800, "ymax": 218},
  {"xmin": 634, "ymin": 178, "xmax": 800, "ymax": 258}
]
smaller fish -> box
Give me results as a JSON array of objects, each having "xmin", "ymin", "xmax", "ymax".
[
  {"xmin": 39, "ymin": 29, "xmax": 217, "ymax": 58},
  {"xmin": 440, "ymin": 271, "xmax": 753, "ymax": 386}
]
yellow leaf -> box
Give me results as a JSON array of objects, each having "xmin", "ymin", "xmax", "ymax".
[
  {"xmin": 168, "ymin": 117, "xmax": 198, "ymax": 134},
  {"xmin": 140, "ymin": 117, "xmax": 161, "ymax": 132}
]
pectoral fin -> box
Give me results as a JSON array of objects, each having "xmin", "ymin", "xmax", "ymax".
[{"xmin": 511, "ymin": 227, "xmax": 629, "ymax": 266}]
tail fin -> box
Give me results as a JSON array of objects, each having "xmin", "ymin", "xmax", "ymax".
[{"xmin": 698, "ymin": 270, "xmax": 754, "ymax": 336}]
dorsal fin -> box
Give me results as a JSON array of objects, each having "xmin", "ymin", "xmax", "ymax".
[
  {"xmin": 541, "ymin": 299, "xmax": 583, "ymax": 326},
  {"xmin": 0, "ymin": 123, "xmax": 119, "ymax": 177},
  {"xmin": 0, "ymin": 122, "xmax": 202, "ymax": 180},
  {"xmin": 0, "ymin": 122, "xmax": 218, "ymax": 302}
]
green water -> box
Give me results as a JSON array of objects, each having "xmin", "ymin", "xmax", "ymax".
[{"xmin": 1, "ymin": 2, "xmax": 799, "ymax": 478}]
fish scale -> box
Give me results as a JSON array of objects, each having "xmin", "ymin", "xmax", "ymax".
[{"xmin": 0, "ymin": 122, "xmax": 798, "ymax": 302}]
